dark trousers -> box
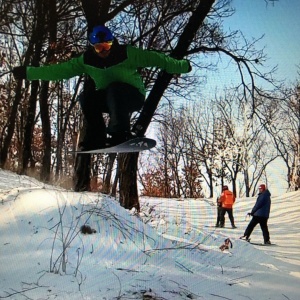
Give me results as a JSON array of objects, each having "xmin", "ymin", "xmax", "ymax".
[
  {"xmin": 244, "ymin": 216, "xmax": 270, "ymax": 243},
  {"xmin": 220, "ymin": 208, "xmax": 235, "ymax": 227},
  {"xmin": 78, "ymin": 81, "xmax": 144, "ymax": 146},
  {"xmin": 216, "ymin": 206, "xmax": 223, "ymax": 226}
]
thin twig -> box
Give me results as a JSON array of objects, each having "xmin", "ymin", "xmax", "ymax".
[
  {"xmin": 0, "ymin": 70, "xmax": 11, "ymax": 78},
  {"xmin": 209, "ymin": 293, "xmax": 233, "ymax": 300},
  {"xmin": 175, "ymin": 261, "xmax": 193, "ymax": 273},
  {"xmin": 0, "ymin": 286, "xmax": 40, "ymax": 299}
]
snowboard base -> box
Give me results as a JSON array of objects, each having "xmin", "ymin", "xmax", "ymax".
[{"xmin": 75, "ymin": 137, "xmax": 156, "ymax": 154}]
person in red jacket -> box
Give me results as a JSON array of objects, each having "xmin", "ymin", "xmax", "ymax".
[{"xmin": 218, "ymin": 185, "xmax": 237, "ymax": 228}]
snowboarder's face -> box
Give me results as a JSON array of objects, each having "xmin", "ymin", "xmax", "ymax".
[
  {"xmin": 92, "ymin": 41, "xmax": 113, "ymax": 58},
  {"xmin": 96, "ymin": 50, "xmax": 111, "ymax": 58}
]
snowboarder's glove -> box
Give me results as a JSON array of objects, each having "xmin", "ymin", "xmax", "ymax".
[
  {"xmin": 173, "ymin": 60, "xmax": 191, "ymax": 80},
  {"xmin": 12, "ymin": 66, "xmax": 27, "ymax": 80}
]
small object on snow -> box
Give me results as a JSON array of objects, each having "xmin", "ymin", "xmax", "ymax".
[
  {"xmin": 129, "ymin": 207, "xmax": 137, "ymax": 215},
  {"xmin": 143, "ymin": 290, "xmax": 156, "ymax": 299},
  {"xmin": 80, "ymin": 225, "xmax": 96, "ymax": 234},
  {"xmin": 219, "ymin": 238, "xmax": 233, "ymax": 251},
  {"xmin": 159, "ymin": 218, "xmax": 166, "ymax": 225}
]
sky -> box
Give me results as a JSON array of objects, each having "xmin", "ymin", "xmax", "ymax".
[
  {"xmin": 193, "ymin": 0, "xmax": 300, "ymax": 196},
  {"xmin": 221, "ymin": 0, "xmax": 300, "ymax": 86},
  {"xmin": 199, "ymin": 0, "xmax": 300, "ymax": 96},
  {"xmin": 0, "ymin": 169, "xmax": 299, "ymax": 299},
  {"xmin": 227, "ymin": 0, "xmax": 300, "ymax": 194}
]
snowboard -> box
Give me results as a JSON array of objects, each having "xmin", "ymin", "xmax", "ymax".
[
  {"xmin": 240, "ymin": 238, "xmax": 276, "ymax": 246},
  {"xmin": 75, "ymin": 137, "xmax": 156, "ymax": 154},
  {"xmin": 249, "ymin": 242, "xmax": 277, "ymax": 246},
  {"xmin": 204, "ymin": 225, "xmax": 237, "ymax": 229}
]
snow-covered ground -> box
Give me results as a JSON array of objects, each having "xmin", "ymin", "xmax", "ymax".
[{"xmin": 0, "ymin": 168, "xmax": 299, "ymax": 299}]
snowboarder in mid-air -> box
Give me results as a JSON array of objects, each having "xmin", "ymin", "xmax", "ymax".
[{"xmin": 12, "ymin": 25, "xmax": 191, "ymax": 150}]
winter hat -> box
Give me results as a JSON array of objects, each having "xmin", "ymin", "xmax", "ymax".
[
  {"xmin": 258, "ymin": 184, "xmax": 266, "ymax": 191},
  {"xmin": 89, "ymin": 25, "xmax": 114, "ymax": 44},
  {"xmin": 222, "ymin": 185, "xmax": 228, "ymax": 191}
]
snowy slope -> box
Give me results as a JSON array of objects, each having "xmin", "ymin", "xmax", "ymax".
[{"xmin": 0, "ymin": 168, "xmax": 299, "ymax": 299}]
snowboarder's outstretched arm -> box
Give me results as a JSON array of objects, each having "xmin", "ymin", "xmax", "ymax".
[
  {"xmin": 12, "ymin": 55, "xmax": 85, "ymax": 81},
  {"xmin": 127, "ymin": 45, "xmax": 191, "ymax": 74}
]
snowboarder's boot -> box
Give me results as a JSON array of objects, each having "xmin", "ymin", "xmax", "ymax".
[
  {"xmin": 106, "ymin": 131, "xmax": 136, "ymax": 147},
  {"xmin": 239, "ymin": 236, "xmax": 250, "ymax": 242}
]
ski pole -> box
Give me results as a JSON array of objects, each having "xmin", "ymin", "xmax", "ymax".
[{"xmin": 244, "ymin": 213, "xmax": 251, "ymax": 221}]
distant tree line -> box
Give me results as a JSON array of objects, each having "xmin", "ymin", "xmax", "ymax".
[{"xmin": 139, "ymin": 82, "xmax": 300, "ymax": 198}]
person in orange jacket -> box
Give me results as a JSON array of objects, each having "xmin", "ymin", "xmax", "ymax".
[{"xmin": 218, "ymin": 185, "xmax": 237, "ymax": 228}]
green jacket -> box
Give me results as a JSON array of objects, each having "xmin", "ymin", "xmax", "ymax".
[{"xmin": 27, "ymin": 44, "xmax": 190, "ymax": 96}]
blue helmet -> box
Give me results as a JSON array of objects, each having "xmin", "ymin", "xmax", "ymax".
[{"xmin": 88, "ymin": 25, "xmax": 114, "ymax": 45}]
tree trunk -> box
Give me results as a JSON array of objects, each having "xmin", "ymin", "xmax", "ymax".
[
  {"xmin": 102, "ymin": 153, "xmax": 117, "ymax": 194},
  {"xmin": 73, "ymin": 152, "xmax": 91, "ymax": 192},
  {"xmin": 118, "ymin": 153, "xmax": 140, "ymax": 211},
  {"xmin": 55, "ymin": 81, "xmax": 80, "ymax": 180},
  {"xmin": 208, "ymin": 169, "xmax": 214, "ymax": 198},
  {"xmin": 21, "ymin": 82, "xmax": 39, "ymax": 174},
  {"xmin": 21, "ymin": 0, "xmax": 47, "ymax": 174},
  {"xmin": 55, "ymin": 85, "xmax": 64, "ymax": 180},
  {"xmin": 0, "ymin": 81, "xmax": 23, "ymax": 168},
  {"xmin": 39, "ymin": 0, "xmax": 58, "ymax": 183},
  {"xmin": 81, "ymin": 0, "xmax": 111, "ymax": 31},
  {"xmin": 39, "ymin": 81, "xmax": 52, "ymax": 182}
]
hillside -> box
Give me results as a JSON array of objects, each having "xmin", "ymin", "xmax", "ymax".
[{"xmin": 0, "ymin": 168, "xmax": 299, "ymax": 299}]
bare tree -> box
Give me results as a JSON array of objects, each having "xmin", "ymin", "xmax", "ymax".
[
  {"xmin": 268, "ymin": 83, "xmax": 300, "ymax": 190},
  {"xmin": 0, "ymin": 0, "xmax": 85, "ymax": 180},
  {"xmin": 0, "ymin": 0, "xmax": 285, "ymax": 203},
  {"xmin": 139, "ymin": 104, "xmax": 205, "ymax": 198}
]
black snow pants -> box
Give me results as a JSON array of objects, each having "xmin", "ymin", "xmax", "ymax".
[
  {"xmin": 243, "ymin": 216, "xmax": 270, "ymax": 243},
  {"xmin": 78, "ymin": 81, "xmax": 144, "ymax": 148},
  {"xmin": 220, "ymin": 208, "xmax": 235, "ymax": 227}
]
